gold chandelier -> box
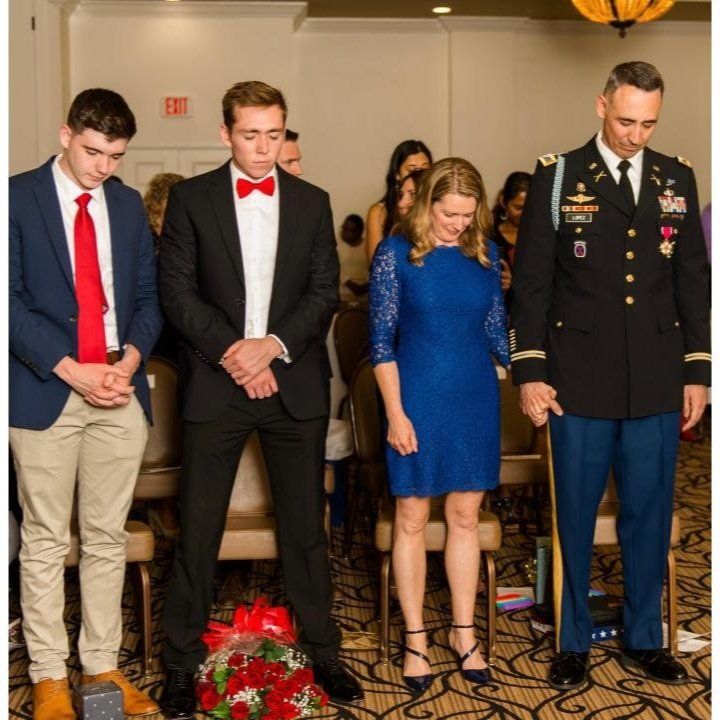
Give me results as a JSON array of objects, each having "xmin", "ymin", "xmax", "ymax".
[{"xmin": 571, "ymin": 0, "xmax": 676, "ymax": 37}]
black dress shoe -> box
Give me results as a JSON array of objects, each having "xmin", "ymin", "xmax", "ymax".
[
  {"xmin": 159, "ymin": 665, "xmax": 196, "ymax": 719},
  {"xmin": 313, "ymin": 657, "xmax": 364, "ymax": 704},
  {"xmin": 549, "ymin": 651, "xmax": 589, "ymax": 690},
  {"xmin": 621, "ymin": 649, "xmax": 688, "ymax": 685}
]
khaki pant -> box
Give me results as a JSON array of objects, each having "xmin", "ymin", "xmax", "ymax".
[{"xmin": 10, "ymin": 392, "xmax": 147, "ymax": 682}]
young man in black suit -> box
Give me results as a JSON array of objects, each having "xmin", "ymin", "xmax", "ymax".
[{"xmin": 158, "ymin": 81, "xmax": 362, "ymax": 718}]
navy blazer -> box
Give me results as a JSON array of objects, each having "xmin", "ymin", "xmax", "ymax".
[{"xmin": 9, "ymin": 157, "xmax": 163, "ymax": 430}]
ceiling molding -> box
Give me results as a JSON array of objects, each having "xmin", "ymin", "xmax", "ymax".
[
  {"xmin": 73, "ymin": 0, "xmax": 307, "ymax": 19},
  {"xmin": 298, "ymin": 17, "xmax": 444, "ymax": 34},
  {"xmin": 439, "ymin": 16, "xmax": 528, "ymax": 31}
]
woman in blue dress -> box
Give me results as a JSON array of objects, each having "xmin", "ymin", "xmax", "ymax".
[{"xmin": 369, "ymin": 157, "xmax": 509, "ymax": 694}]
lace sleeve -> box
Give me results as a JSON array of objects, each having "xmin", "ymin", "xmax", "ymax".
[
  {"xmin": 485, "ymin": 244, "xmax": 510, "ymax": 367},
  {"xmin": 369, "ymin": 239, "xmax": 400, "ymax": 365}
]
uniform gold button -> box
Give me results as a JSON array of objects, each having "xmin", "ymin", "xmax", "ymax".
[
  {"xmin": 626, "ymin": 250, "xmax": 635, "ymax": 260},
  {"xmin": 626, "ymin": 274, "xmax": 635, "ymax": 283},
  {"xmin": 627, "ymin": 229, "xmax": 637, "ymax": 238},
  {"xmin": 556, "ymin": 321, "xmax": 564, "ymax": 328},
  {"xmin": 674, "ymin": 321, "xmax": 680, "ymax": 327},
  {"xmin": 625, "ymin": 296, "xmax": 635, "ymax": 305},
  {"xmin": 575, "ymin": 227, "xmax": 583, "ymax": 234}
]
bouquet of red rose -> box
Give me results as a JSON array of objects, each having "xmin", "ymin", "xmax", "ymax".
[{"xmin": 196, "ymin": 598, "xmax": 329, "ymax": 720}]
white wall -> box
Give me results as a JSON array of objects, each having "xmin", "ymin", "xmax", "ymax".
[{"xmin": 14, "ymin": 2, "xmax": 709, "ymax": 214}]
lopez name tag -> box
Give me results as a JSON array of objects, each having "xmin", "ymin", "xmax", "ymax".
[{"xmin": 566, "ymin": 213, "xmax": 592, "ymax": 223}]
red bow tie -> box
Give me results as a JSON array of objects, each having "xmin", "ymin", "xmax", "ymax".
[{"xmin": 236, "ymin": 176, "xmax": 275, "ymax": 199}]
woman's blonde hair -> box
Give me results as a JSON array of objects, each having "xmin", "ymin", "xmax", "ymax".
[
  {"xmin": 143, "ymin": 173, "xmax": 185, "ymax": 236},
  {"xmin": 402, "ymin": 157, "xmax": 492, "ymax": 267}
]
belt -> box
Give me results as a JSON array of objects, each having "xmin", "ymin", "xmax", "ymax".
[{"xmin": 106, "ymin": 350, "xmax": 122, "ymax": 364}]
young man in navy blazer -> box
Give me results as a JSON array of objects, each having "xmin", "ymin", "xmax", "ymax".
[
  {"xmin": 9, "ymin": 89, "xmax": 162, "ymax": 720},
  {"xmin": 158, "ymin": 81, "xmax": 363, "ymax": 718}
]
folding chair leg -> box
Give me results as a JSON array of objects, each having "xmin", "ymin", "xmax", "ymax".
[
  {"xmin": 379, "ymin": 553, "xmax": 391, "ymax": 663},
  {"xmin": 132, "ymin": 562, "xmax": 153, "ymax": 676},
  {"xmin": 483, "ymin": 552, "xmax": 497, "ymax": 665},
  {"xmin": 666, "ymin": 549, "xmax": 678, "ymax": 656}
]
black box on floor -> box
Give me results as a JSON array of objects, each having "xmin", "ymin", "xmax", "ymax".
[{"xmin": 74, "ymin": 681, "xmax": 124, "ymax": 720}]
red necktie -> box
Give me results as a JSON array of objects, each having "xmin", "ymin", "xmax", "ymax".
[
  {"xmin": 74, "ymin": 193, "xmax": 107, "ymax": 363},
  {"xmin": 236, "ymin": 176, "xmax": 275, "ymax": 199}
]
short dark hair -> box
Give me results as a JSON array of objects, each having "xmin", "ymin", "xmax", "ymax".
[
  {"xmin": 343, "ymin": 214, "xmax": 364, "ymax": 233},
  {"xmin": 285, "ymin": 128, "xmax": 299, "ymax": 142},
  {"xmin": 66, "ymin": 88, "xmax": 137, "ymax": 140},
  {"xmin": 604, "ymin": 61, "xmax": 664, "ymax": 97},
  {"xmin": 222, "ymin": 81, "xmax": 287, "ymax": 128}
]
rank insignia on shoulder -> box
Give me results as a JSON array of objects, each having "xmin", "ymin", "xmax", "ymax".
[
  {"xmin": 538, "ymin": 153, "xmax": 558, "ymax": 167},
  {"xmin": 676, "ymin": 156, "xmax": 692, "ymax": 167}
]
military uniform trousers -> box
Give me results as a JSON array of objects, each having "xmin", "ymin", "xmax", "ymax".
[{"xmin": 549, "ymin": 411, "xmax": 679, "ymax": 653}]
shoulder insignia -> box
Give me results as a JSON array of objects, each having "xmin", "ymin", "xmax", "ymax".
[
  {"xmin": 538, "ymin": 153, "xmax": 558, "ymax": 167},
  {"xmin": 676, "ymin": 156, "xmax": 692, "ymax": 168}
]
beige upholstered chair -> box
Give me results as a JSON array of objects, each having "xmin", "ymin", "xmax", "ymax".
[
  {"xmin": 132, "ymin": 357, "xmax": 183, "ymax": 536},
  {"xmin": 347, "ymin": 358, "xmax": 503, "ymax": 663},
  {"xmin": 492, "ymin": 365, "xmax": 549, "ymax": 533},
  {"xmin": 333, "ymin": 307, "xmax": 369, "ymax": 418},
  {"xmin": 217, "ymin": 432, "xmax": 333, "ymax": 563}
]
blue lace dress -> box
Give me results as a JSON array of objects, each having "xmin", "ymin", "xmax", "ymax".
[{"xmin": 369, "ymin": 235, "xmax": 510, "ymax": 497}]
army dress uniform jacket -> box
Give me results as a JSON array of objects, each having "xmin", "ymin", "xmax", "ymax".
[{"xmin": 510, "ymin": 137, "xmax": 710, "ymax": 419}]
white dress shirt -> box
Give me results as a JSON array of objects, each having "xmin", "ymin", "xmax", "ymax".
[
  {"xmin": 230, "ymin": 163, "xmax": 288, "ymax": 359},
  {"xmin": 595, "ymin": 131, "xmax": 643, "ymax": 203},
  {"xmin": 52, "ymin": 155, "xmax": 120, "ymax": 351}
]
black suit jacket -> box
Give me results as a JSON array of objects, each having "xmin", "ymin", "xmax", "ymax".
[
  {"xmin": 159, "ymin": 162, "xmax": 339, "ymax": 423},
  {"xmin": 510, "ymin": 138, "xmax": 710, "ymax": 419}
]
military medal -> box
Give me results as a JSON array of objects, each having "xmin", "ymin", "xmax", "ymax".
[
  {"xmin": 659, "ymin": 226, "xmax": 675, "ymax": 258},
  {"xmin": 574, "ymin": 240, "xmax": 587, "ymax": 258},
  {"xmin": 576, "ymin": 182, "xmax": 586, "ymax": 192},
  {"xmin": 658, "ymin": 189, "xmax": 687, "ymax": 214}
]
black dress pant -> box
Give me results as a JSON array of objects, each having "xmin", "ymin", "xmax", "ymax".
[{"xmin": 161, "ymin": 387, "xmax": 340, "ymax": 669}]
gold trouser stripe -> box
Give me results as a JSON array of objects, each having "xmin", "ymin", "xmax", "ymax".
[{"xmin": 546, "ymin": 423, "xmax": 563, "ymax": 653}]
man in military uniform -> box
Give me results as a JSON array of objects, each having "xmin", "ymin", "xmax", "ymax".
[{"xmin": 510, "ymin": 61, "xmax": 709, "ymax": 690}]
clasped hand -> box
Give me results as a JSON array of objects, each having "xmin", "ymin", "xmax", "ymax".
[
  {"xmin": 222, "ymin": 337, "xmax": 282, "ymax": 399},
  {"xmin": 519, "ymin": 381, "xmax": 564, "ymax": 427}
]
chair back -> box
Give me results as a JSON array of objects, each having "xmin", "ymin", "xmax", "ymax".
[
  {"xmin": 333, "ymin": 308, "xmax": 369, "ymax": 384},
  {"xmin": 498, "ymin": 365, "xmax": 535, "ymax": 454},
  {"xmin": 142, "ymin": 356, "xmax": 183, "ymax": 470},
  {"xmin": 349, "ymin": 357, "xmax": 384, "ymax": 464},
  {"xmin": 227, "ymin": 432, "xmax": 274, "ymax": 516}
]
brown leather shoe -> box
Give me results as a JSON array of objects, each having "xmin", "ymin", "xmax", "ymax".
[
  {"xmin": 82, "ymin": 670, "xmax": 159, "ymax": 717},
  {"xmin": 32, "ymin": 678, "xmax": 75, "ymax": 720}
]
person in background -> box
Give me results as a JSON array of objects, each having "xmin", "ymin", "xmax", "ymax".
[
  {"xmin": 365, "ymin": 140, "xmax": 432, "ymax": 261},
  {"xmin": 9, "ymin": 88, "xmax": 162, "ymax": 720},
  {"xmin": 278, "ymin": 128, "xmax": 303, "ymax": 177},
  {"xmin": 143, "ymin": 172, "xmax": 185, "ymax": 251},
  {"xmin": 700, "ymin": 202, "xmax": 710, "ymax": 262},
  {"xmin": 338, "ymin": 213, "xmax": 369, "ymax": 304},
  {"xmin": 490, "ymin": 171, "xmax": 531, "ymax": 270},
  {"xmin": 510, "ymin": 60, "xmax": 709, "ymax": 691},
  {"xmin": 369, "ymin": 158, "xmax": 508, "ymax": 696}
]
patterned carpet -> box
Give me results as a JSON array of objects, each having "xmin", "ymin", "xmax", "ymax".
[{"xmin": 8, "ymin": 435, "xmax": 710, "ymax": 720}]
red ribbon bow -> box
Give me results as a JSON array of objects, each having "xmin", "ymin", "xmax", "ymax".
[
  {"xmin": 201, "ymin": 598, "xmax": 295, "ymax": 652},
  {"xmin": 236, "ymin": 176, "xmax": 275, "ymax": 199}
]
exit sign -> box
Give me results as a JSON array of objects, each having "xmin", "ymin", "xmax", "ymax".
[{"xmin": 161, "ymin": 96, "xmax": 193, "ymax": 118}]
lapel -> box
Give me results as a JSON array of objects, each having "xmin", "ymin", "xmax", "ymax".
[
  {"xmin": 269, "ymin": 167, "xmax": 299, "ymax": 313},
  {"xmin": 577, "ymin": 138, "xmax": 631, "ymax": 219},
  {"xmin": 104, "ymin": 179, "xmax": 130, "ymax": 332},
  {"xmin": 208, "ymin": 161, "xmax": 245, "ymax": 289},
  {"xmin": 32, "ymin": 157, "xmax": 76, "ymax": 295},
  {"xmin": 634, "ymin": 148, "xmax": 663, "ymax": 223}
]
